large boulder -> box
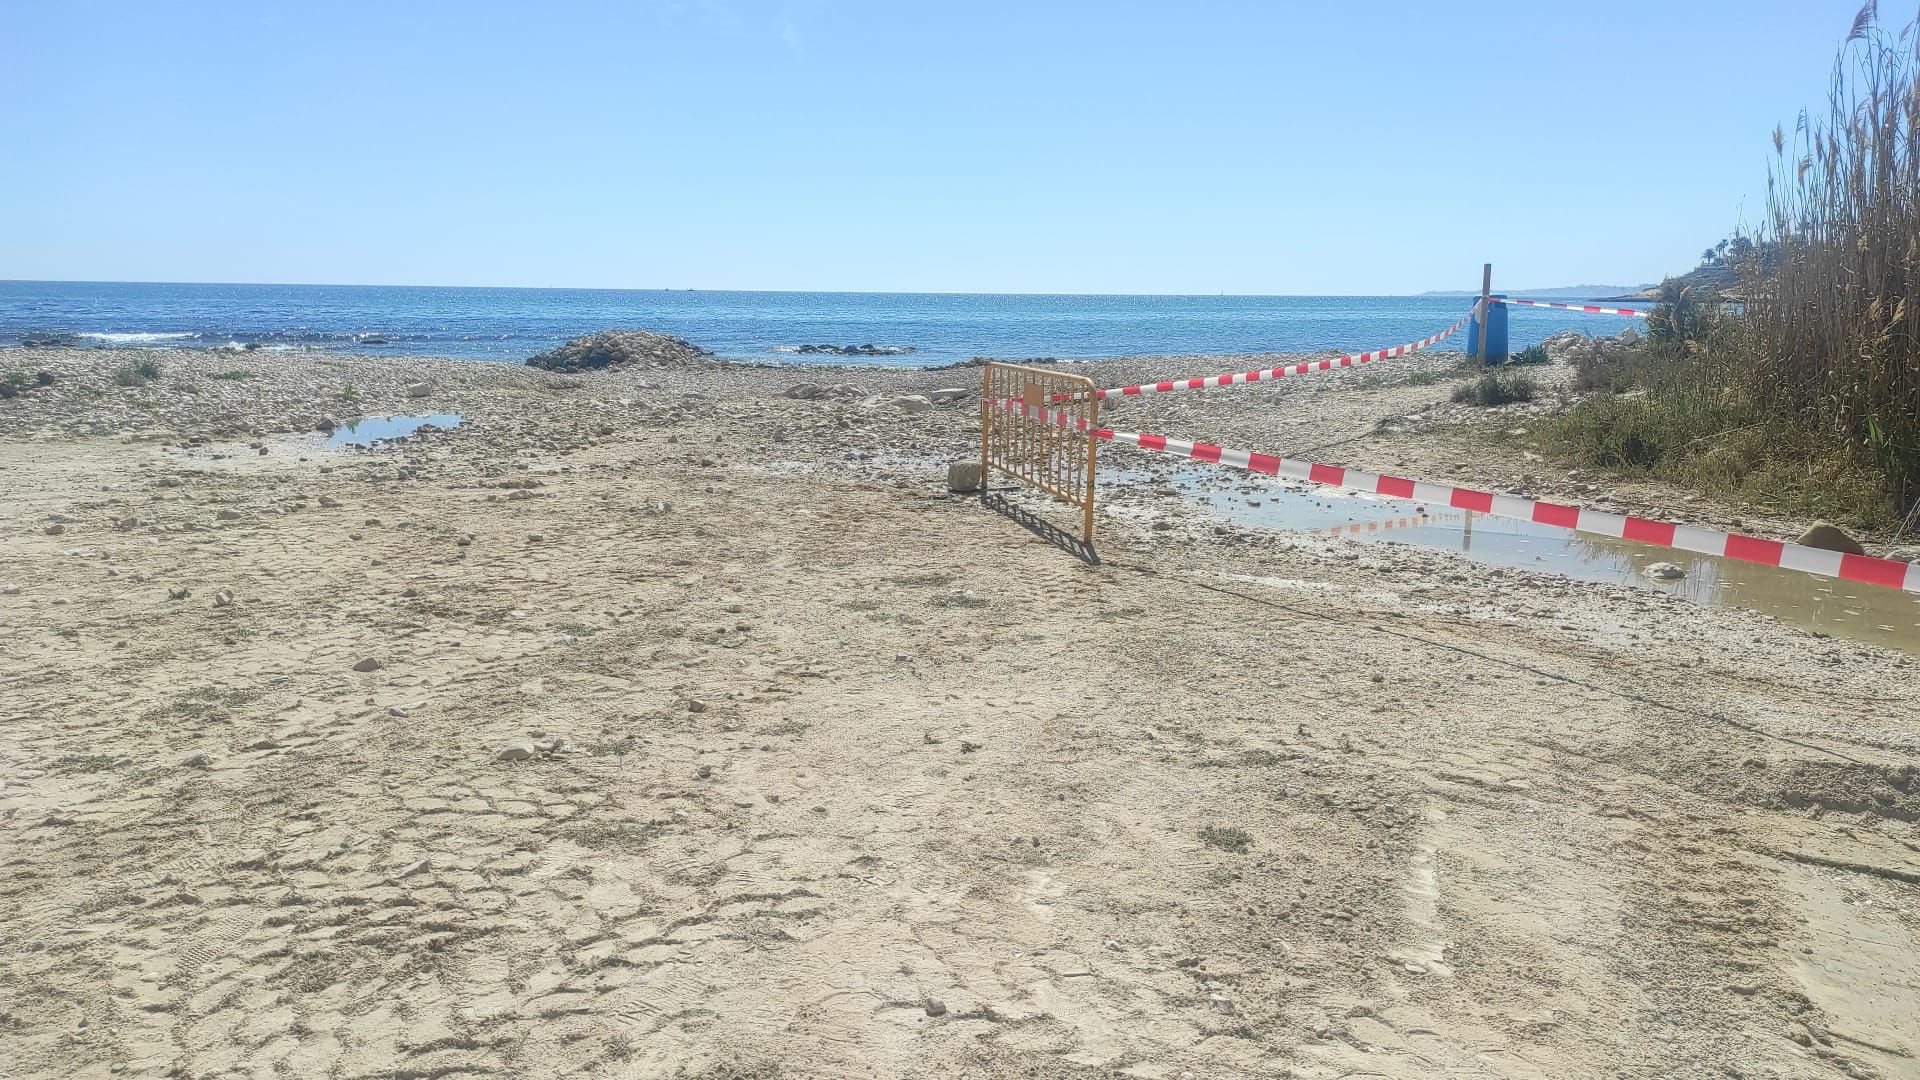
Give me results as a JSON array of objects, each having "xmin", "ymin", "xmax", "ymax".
[{"xmin": 526, "ymin": 330, "xmax": 713, "ymax": 373}]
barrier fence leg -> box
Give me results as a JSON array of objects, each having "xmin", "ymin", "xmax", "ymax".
[{"xmin": 979, "ymin": 364, "xmax": 991, "ymax": 500}]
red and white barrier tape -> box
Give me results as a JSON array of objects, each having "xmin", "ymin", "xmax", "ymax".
[
  {"xmin": 1495, "ymin": 297, "xmax": 1653, "ymax": 318},
  {"xmin": 1070, "ymin": 313, "xmax": 1472, "ymax": 402},
  {"xmin": 994, "ymin": 400, "xmax": 1920, "ymax": 594}
]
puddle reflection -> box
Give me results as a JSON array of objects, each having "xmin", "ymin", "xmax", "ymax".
[
  {"xmin": 326, "ymin": 414, "xmax": 462, "ymax": 448},
  {"xmin": 1126, "ymin": 466, "xmax": 1920, "ymax": 654}
]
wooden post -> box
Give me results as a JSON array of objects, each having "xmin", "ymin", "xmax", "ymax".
[{"xmin": 1477, "ymin": 262, "xmax": 1492, "ymax": 368}]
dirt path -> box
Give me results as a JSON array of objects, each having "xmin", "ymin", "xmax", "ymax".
[{"xmin": 1, "ymin": 350, "xmax": 1917, "ymax": 1079}]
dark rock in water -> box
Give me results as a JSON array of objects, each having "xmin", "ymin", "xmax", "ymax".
[
  {"xmin": 527, "ymin": 330, "xmax": 715, "ymax": 372},
  {"xmin": 19, "ymin": 332, "xmax": 78, "ymax": 348},
  {"xmin": 357, "ymin": 334, "xmax": 392, "ymax": 345},
  {"xmin": 786, "ymin": 343, "xmax": 916, "ymax": 356}
]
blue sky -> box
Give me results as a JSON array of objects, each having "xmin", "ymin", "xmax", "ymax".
[{"xmin": 0, "ymin": 1, "xmax": 1867, "ymax": 294}]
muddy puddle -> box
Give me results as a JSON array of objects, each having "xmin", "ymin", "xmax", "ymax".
[
  {"xmin": 326, "ymin": 413, "xmax": 461, "ymax": 448},
  {"xmin": 1130, "ymin": 465, "xmax": 1920, "ymax": 654}
]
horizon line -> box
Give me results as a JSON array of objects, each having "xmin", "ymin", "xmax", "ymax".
[{"xmin": 0, "ymin": 277, "xmax": 1646, "ymax": 300}]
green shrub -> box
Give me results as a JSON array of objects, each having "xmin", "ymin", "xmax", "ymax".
[
  {"xmin": 1509, "ymin": 344, "xmax": 1551, "ymax": 366},
  {"xmin": 1451, "ymin": 371, "xmax": 1538, "ymax": 407}
]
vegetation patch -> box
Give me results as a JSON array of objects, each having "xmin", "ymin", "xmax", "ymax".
[
  {"xmin": 1200, "ymin": 825, "xmax": 1253, "ymax": 853},
  {"xmin": 1451, "ymin": 370, "xmax": 1537, "ymax": 407}
]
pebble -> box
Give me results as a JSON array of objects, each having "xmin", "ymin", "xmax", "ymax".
[
  {"xmin": 456, "ymin": 533, "xmax": 473, "ymax": 546},
  {"xmin": 181, "ymin": 752, "xmax": 212, "ymax": 768},
  {"xmin": 352, "ymin": 656, "xmax": 384, "ymax": 672},
  {"xmin": 1644, "ymin": 561, "xmax": 1686, "ymax": 581},
  {"xmin": 212, "ymin": 588, "xmax": 234, "ymax": 608},
  {"xmin": 395, "ymin": 859, "xmax": 431, "ymax": 879},
  {"xmin": 495, "ymin": 741, "xmax": 539, "ymax": 762},
  {"xmin": 923, "ymin": 996, "xmax": 947, "ymax": 1017},
  {"xmin": 1208, "ymin": 993, "xmax": 1235, "ymax": 1015}
]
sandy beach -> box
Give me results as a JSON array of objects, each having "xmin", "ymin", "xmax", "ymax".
[{"xmin": 3, "ymin": 342, "xmax": 1917, "ymax": 1079}]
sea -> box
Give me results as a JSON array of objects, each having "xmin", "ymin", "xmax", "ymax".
[{"xmin": 0, "ymin": 281, "xmax": 1641, "ymax": 368}]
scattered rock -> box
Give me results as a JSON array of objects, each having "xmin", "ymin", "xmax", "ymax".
[
  {"xmin": 929, "ymin": 387, "xmax": 972, "ymax": 405},
  {"xmin": 889, "ymin": 395, "xmax": 933, "ymax": 413},
  {"xmin": 923, "ymin": 996, "xmax": 947, "ymax": 1017},
  {"xmin": 181, "ymin": 752, "xmax": 212, "ymax": 768},
  {"xmin": 1208, "ymin": 993, "xmax": 1235, "ymax": 1015},
  {"xmin": 783, "ymin": 343, "xmax": 914, "ymax": 356},
  {"xmin": 395, "ymin": 859, "xmax": 431, "ymax": 880},
  {"xmin": 405, "ymin": 382, "xmax": 432, "ymax": 398},
  {"xmin": 43, "ymin": 523, "xmax": 65, "ymax": 536},
  {"xmin": 782, "ymin": 383, "xmax": 867, "ymax": 401},
  {"xmin": 947, "ymin": 460, "xmax": 984, "ymax": 494},
  {"xmin": 318, "ymin": 495, "xmax": 343, "ymax": 508},
  {"xmin": 352, "ymin": 656, "xmax": 384, "ymax": 672},
  {"xmin": 1795, "ymin": 521, "xmax": 1866, "ymax": 556},
  {"xmin": 215, "ymin": 508, "xmax": 244, "ymax": 521},
  {"xmin": 495, "ymin": 741, "xmax": 540, "ymax": 762},
  {"xmin": 526, "ymin": 330, "xmax": 714, "ymax": 373},
  {"xmin": 1644, "ymin": 562, "xmax": 1686, "ymax": 581},
  {"xmin": 212, "ymin": 588, "xmax": 234, "ymax": 608}
]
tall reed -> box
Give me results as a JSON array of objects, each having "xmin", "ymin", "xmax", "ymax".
[{"xmin": 1741, "ymin": 1, "xmax": 1920, "ymax": 517}]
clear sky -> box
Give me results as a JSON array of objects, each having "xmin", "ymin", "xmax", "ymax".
[{"xmin": 0, "ymin": 1, "xmax": 1869, "ymax": 294}]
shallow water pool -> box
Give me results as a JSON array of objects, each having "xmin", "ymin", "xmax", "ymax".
[
  {"xmin": 1132, "ymin": 466, "xmax": 1920, "ymax": 654},
  {"xmin": 326, "ymin": 414, "xmax": 462, "ymax": 448}
]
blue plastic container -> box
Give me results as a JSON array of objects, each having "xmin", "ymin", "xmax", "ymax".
[{"xmin": 1465, "ymin": 294, "xmax": 1510, "ymax": 363}]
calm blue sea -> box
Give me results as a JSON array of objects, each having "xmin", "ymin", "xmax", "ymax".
[{"xmin": 0, "ymin": 281, "xmax": 1639, "ymax": 368}]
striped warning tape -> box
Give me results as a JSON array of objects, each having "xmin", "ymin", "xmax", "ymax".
[
  {"xmin": 1064, "ymin": 312, "xmax": 1474, "ymax": 402},
  {"xmin": 1495, "ymin": 297, "xmax": 1653, "ymax": 318},
  {"xmin": 994, "ymin": 400, "xmax": 1920, "ymax": 593}
]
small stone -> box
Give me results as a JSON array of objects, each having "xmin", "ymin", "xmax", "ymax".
[
  {"xmin": 456, "ymin": 533, "xmax": 473, "ymax": 546},
  {"xmin": 212, "ymin": 588, "xmax": 234, "ymax": 608},
  {"xmin": 924, "ymin": 997, "xmax": 947, "ymax": 1017},
  {"xmin": 1643, "ymin": 561, "xmax": 1685, "ymax": 581},
  {"xmin": 495, "ymin": 741, "xmax": 539, "ymax": 762},
  {"xmin": 318, "ymin": 495, "xmax": 343, "ymax": 508},
  {"xmin": 406, "ymin": 382, "xmax": 432, "ymax": 398},
  {"xmin": 395, "ymin": 859, "xmax": 431, "ymax": 880},
  {"xmin": 696, "ymin": 764, "xmax": 714, "ymax": 779},
  {"xmin": 216, "ymin": 509, "xmax": 244, "ymax": 521},
  {"xmin": 687, "ymin": 699, "xmax": 707, "ymax": 714},
  {"xmin": 43, "ymin": 523, "xmax": 65, "ymax": 535},
  {"xmin": 0, "ymin": 584, "xmax": 16, "ymax": 595},
  {"xmin": 181, "ymin": 752, "xmax": 212, "ymax": 768},
  {"xmin": 167, "ymin": 587, "xmax": 191, "ymax": 601},
  {"xmin": 1208, "ymin": 993, "xmax": 1235, "ymax": 1015},
  {"xmin": 352, "ymin": 656, "xmax": 384, "ymax": 673}
]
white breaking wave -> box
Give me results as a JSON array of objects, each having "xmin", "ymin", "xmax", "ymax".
[{"xmin": 79, "ymin": 332, "xmax": 197, "ymax": 343}]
